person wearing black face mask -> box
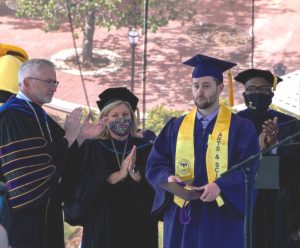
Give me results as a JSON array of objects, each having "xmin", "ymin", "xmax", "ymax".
[{"xmin": 235, "ymin": 68, "xmax": 300, "ymax": 248}]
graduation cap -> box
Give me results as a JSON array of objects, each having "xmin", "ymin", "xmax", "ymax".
[
  {"xmin": 234, "ymin": 69, "xmax": 283, "ymax": 91},
  {"xmin": 183, "ymin": 54, "xmax": 237, "ymax": 81},
  {"xmin": 183, "ymin": 54, "xmax": 237, "ymax": 106},
  {"xmin": 97, "ymin": 87, "xmax": 139, "ymax": 111}
]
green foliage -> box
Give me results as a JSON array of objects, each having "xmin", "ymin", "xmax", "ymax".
[
  {"xmin": 17, "ymin": 0, "xmax": 67, "ymax": 31},
  {"xmin": 16, "ymin": 0, "xmax": 196, "ymax": 32},
  {"xmin": 16, "ymin": 0, "xmax": 196, "ymax": 63},
  {"xmin": 219, "ymin": 97, "xmax": 238, "ymax": 114},
  {"xmin": 82, "ymin": 107, "xmax": 100, "ymax": 121},
  {"xmin": 145, "ymin": 105, "xmax": 184, "ymax": 134}
]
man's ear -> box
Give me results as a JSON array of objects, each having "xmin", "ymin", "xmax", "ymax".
[
  {"xmin": 22, "ymin": 78, "xmax": 30, "ymax": 90},
  {"xmin": 218, "ymin": 83, "xmax": 224, "ymax": 94}
]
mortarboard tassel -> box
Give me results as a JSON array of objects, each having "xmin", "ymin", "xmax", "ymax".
[
  {"xmin": 228, "ymin": 69, "xmax": 234, "ymax": 107},
  {"xmin": 272, "ymin": 74, "xmax": 278, "ymax": 91}
]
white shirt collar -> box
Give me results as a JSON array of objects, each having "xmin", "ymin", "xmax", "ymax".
[{"xmin": 16, "ymin": 91, "xmax": 32, "ymax": 102}]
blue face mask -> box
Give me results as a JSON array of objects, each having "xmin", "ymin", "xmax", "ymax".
[{"xmin": 109, "ymin": 118, "xmax": 133, "ymax": 137}]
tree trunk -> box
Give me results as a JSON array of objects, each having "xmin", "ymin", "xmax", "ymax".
[{"xmin": 82, "ymin": 10, "xmax": 96, "ymax": 66}]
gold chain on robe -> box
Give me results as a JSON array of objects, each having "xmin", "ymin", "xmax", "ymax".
[{"xmin": 174, "ymin": 104, "xmax": 231, "ymax": 207}]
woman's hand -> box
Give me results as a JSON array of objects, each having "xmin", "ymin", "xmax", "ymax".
[
  {"xmin": 106, "ymin": 153, "xmax": 131, "ymax": 184},
  {"xmin": 78, "ymin": 115, "xmax": 108, "ymax": 146},
  {"xmin": 127, "ymin": 146, "xmax": 142, "ymax": 182},
  {"xmin": 119, "ymin": 154, "xmax": 131, "ymax": 180}
]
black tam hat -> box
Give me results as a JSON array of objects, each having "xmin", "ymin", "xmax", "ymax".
[
  {"xmin": 234, "ymin": 69, "xmax": 283, "ymax": 91},
  {"xmin": 97, "ymin": 87, "xmax": 139, "ymax": 111}
]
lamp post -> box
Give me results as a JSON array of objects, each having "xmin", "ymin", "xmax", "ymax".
[{"xmin": 128, "ymin": 29, "xmax": 139, "ymax": 93}]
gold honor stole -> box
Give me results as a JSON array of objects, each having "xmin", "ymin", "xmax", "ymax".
[{"xmin": 174, "ymin": 104, "xmax": 232, "ymax": 207}]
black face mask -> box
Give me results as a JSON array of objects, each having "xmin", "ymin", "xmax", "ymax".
[{"xmin": 243, "ymin": 92, "xmax": 274, "ymax": 114}]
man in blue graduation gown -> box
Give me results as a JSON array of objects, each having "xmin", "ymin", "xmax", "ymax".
[
  {"xmin": 235, "ymin": 69, "xmax": 300, "ymax": 248},
  {"xmin": 0, "ymin": 59, "xmax": 84, "ymax": 247},
  {"xmin": 146, "ymin": 54, "xmax": 260, "ymax": 248}
]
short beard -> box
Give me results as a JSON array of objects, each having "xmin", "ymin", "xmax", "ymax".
[
  {"xmin": 194, "ymin": 93, "xmax": 217, "ymax": 109},
  {"xmin": 193, "ymin": 86, "xmax": 219, "ymax": 110},
  {"xmin": 194, "ymin": 99, "xmax": 211, "ymax": 109}
]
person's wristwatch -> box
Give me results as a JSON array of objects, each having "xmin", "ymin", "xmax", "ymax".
[{"xmin": 130, "ymin": 165, "xmax": 138, "ymax": 174}]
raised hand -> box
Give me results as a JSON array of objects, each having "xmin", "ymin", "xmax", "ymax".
[
  {"xmin": 259, "ymin": 132, "xmax": 268, "ymax": 151},
  {"xmin": 128, "ymin": 145, "xmax": 137, "ymax": 172},
  {"xmin": 261, "ymin": 117, "xmax": 278, "ymax": 146},
  {"xmin": 127, "ymin": 146, "xmax": 142, "ymax": 182},
  {"xmin": 64, "ymin": 107, "xmax": 83, "ymax": 147},
  {"xmin": 78, "ymin": 115, "xmax": 108, "ymax": 145},
  {"xmin": 119, "ymin": 152, "xmax": 131, "ymax": 180}
]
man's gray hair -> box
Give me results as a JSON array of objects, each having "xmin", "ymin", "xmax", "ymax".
[{"xmin": 18, "ymin": 59, "xmax": 55, "ymax": 88}]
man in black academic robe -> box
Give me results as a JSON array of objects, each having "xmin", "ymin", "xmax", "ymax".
[
  {"xmin": 235, "ymin": 68, "xmax": 300, "ymax": 248},
  {"xmin": 0, "ymin": 58, "xmax": 83, "ymax": 248}
]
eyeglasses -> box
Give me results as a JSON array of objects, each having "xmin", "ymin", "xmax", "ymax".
[
  {"xmin": 27, "ymin": 77, "xmax": 59, "ymax": 87},
  {"xmin": 245, "ymin": 86, "xmax": 272, "ymax": 95}
]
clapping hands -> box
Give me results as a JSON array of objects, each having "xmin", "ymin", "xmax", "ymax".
[
  {"xmin": 64, "ymin": 107, "xmax": 83, "ymax": 147},
  {"xmin": 259, "ymin": 117, "xmax": 278, "ymax": 150},
  {"xmin": 77, "ymin": 113, "xmax": 108, "ymax": 145}
]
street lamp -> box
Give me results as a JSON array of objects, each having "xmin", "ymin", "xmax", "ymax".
[{"xmin": 128, "ymin": 29, "xmax": 139, "ymax": 93}]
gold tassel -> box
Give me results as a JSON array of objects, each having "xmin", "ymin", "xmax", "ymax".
[
  {"xmin": 272, "ymin": 74, "xmax": 278, "ymax": 91},
  {"xmin": 228, "ymin": 69, "xmax": 234, "ymax": 107}
]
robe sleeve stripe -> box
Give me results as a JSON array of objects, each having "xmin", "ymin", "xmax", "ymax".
[
  {"xmin": 7, "ymin": 165, "xmax": 56, "ymax": 190},
  {"xmin": 0, "ymin": 137, "xmax": 59, "ymax": 210},
  {"xmin": 7, "ymin": 166, "xmax": 55, "ymax": 209},
  {"xmin": 10, "ymin": 176, "xmax": 52, "ymax": 199},
  {"xmin": 2, "ymin": 153, "xmax": 51, "ymax": 175},
  {"xmin": 10, "ymin": 185, "xmax": 52, "ymax": 209},
  {"xmin": 0, "ymin": 137, "xmax": 47, "ymax": 158}
]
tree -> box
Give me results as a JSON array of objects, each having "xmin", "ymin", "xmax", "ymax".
[
  {"xmin": 145, "ymin": 105, "xmax": 183, "ymax": 135},
  {"xmin": 15, "ymin": 0, "xmax": 196, "ymax": 66}
]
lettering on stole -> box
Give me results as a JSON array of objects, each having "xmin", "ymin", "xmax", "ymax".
[{"xmin": 214, "ymin": 132, "xmax": 222, "ymax": 178}]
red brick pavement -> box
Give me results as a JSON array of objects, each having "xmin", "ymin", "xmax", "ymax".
[{"xmin": 1, "ymin": 0, "xmax": 299, "ymax": 112}]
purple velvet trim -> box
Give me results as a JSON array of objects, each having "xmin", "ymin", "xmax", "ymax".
[
  {"xmin": 2, "ymin": 154, "xmax": 50, "ymax": 174},
  {"xmin": 179, "ymin": 202, "xmax": 192, "ymax": 224},
  {"xmin": 9, "ymin": 182, "xmax": 52, "ymax": 209},
  {"xmin": 0, "ymin": 137, "xmax": 46, "ymax": 157},
  {"xmin": 7, "ymin": 166, "xmax": 55, "ymax": 191}
]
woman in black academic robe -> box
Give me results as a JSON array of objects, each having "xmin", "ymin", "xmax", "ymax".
[{"xmin": 64, "ymin": 88, "xmax": 158, "ymax": 248}]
